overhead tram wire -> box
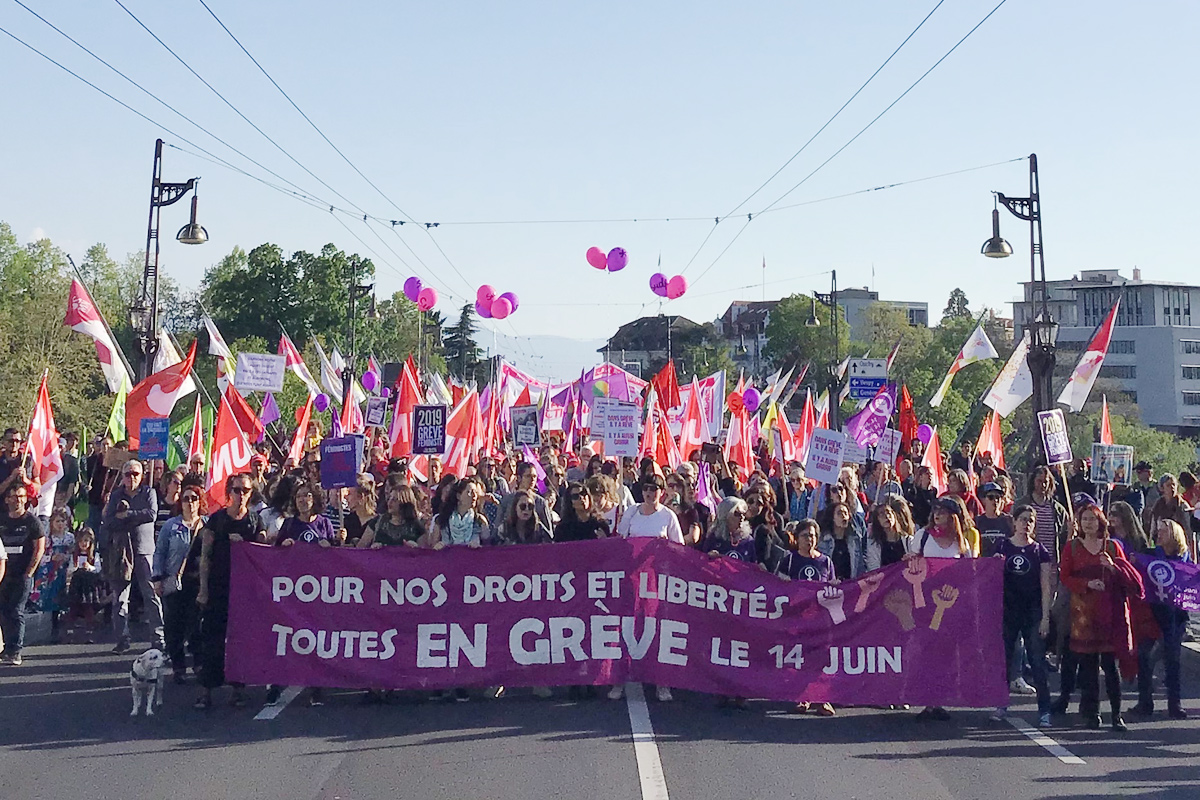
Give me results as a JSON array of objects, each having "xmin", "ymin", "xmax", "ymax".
[
  {"xmin": 677, "ymin": 0, "xmax": 948, "ymax": 275},
  {"xmin": 192, "ymin": 0, "xmax": 478, "ymax": 299},
  {"xmin": 684, "ymin": 0, "xmax": 1013, "ymax": 290}
]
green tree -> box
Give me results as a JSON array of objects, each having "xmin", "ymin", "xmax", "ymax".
[
  {"xmin": 443, "ymin": 304, "xmax": 483, "ymax": 383},
  {"xmin": 764, "ymin": 293, "xmax": 851, "ymax": 385},
  {"xmin": 942, "ymin": 288, "xmax": 972, "ymax": 322}
]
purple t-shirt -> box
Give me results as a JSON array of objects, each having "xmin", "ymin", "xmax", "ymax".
[
  {"xmin": 994, "ymin": 538, "xmax": 1051, "ymax": 615},
  {"xmin": 702, "ymin": 535, "xmax": 758, "ymax": 564},
  {"xmin": 780, "ymin": 552, "xmax": 836, "ymax": 583},
  {"xmin": 276, "ymin": 515, "xmax": 336, "ymax": 546}
]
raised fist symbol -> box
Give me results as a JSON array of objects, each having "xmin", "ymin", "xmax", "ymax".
[
  {"xmin": 903, "ymin": 555, "xmax": 928, "ymax": 608},
  {"xmin": 883, "ymin": 588, "xmax": 915, "ymax": 631},
  {"xmin": 929, "ymin": 585, "xmax": 960, "ymax": 631},
  {"xmin": 854, "ymin": 572, "xmax": 884, "ymax": 613},
  {"xmin": 817, "ymin": 585, "xmax": 847, "ymax": 625}
]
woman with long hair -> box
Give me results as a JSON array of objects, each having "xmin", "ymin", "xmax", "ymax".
[
  {"xmin": 342, "ymin": 474, "xmax": 378, "ymax": 547},
  {"xmin": 945, "ymin": 469, "xmax": 982, "ymax": 518},
  {"xmin": 275, "ymin": 483, "xmax": 336, "ymax": 547},
  {"xmin": 496, "ymin": 489, "xmax": 553, "ymax": 545},
  {"xmin": 817, "ymin": 501, "xmax": 865, "ymax": 581},
  {"xmin": 1134, "ymin": 519, "xmax": 1191, "ymax": 719},
  {"xmin": 1059, "ymin": 498, "xmax": 1144, "ymax": 731},
  {"xmin": 701, "ymin": 497, "xmax": 757, "ymax": 563},
  {"xmin": 866, "ymin": 497, "xmax": 918, "ymax": 571},
  {"xmin": 554, "ymin": 482, "xmax": 610, "ymax": 542},
  {"xmin": 746, "ymin": 490, "xmax": 786, "ymax": 572},
  {"xmin": 429, "ymin": 474, "xmax": 459, "ymax": 519},
  {"xmin": 1107, "ymin": 500, "xmax": 1151, "ymax": 554},
  {"xmin": 434, "ymin": 479, "xmax": 488, "ymax": 549},
  {"xmin": 585, "ymin": 475, "xmax": 623, "ymax": 532},
  {"xmin": 359, "ymin": 484, "xmax": 431, "ymax": 549}
]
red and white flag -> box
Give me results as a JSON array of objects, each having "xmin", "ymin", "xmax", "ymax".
[
  {"xmin": 126, "ymin": 341, "xmax": 197, "ymax": 449},
  {"xmin": 278, "ymin": 332, "xmax": 321, "ymax": 397},
  {"xmin": 677, "ymin": 377, "xmax": 710, "ymax": 462},
  {"xmin": 723, "ymin": 405, "xmax": 754, "ymax": 482},
  {"xmin": 388, "ymin": 357, "xmax": 423, "ymax": 458},
  {"xmin": 922, "ymin": 426, "xmax": 948, "ymax": 495},
  {"xmin": 794, "ymin": 389, "xmax": 817, "ymax": 466},
  {"xmin": 188, "ymin": 394, "xmax": 205, "ymax": 463},
  {"xmin": 288, "ymin": 395, "xmax": 314, "ymax": 466},
  {"xmin": 930, "ymin": 322, "xmax": 999, "ymax": 407},
  {"xmin": 1100, "ymin": 395, "xmax": 1114, "ymax": 446},
  {"xmin": 443, "ymin": 391, "xmax": 483, "ymax": 478},
  {"xmin": 64, "ymin": 278, "xmax": 132, "ymax": 393},
  {"xmin": 1058, "ymin": 298, "xmax": 1120, "ymax": 413},
  {"xmin": 206, "ymin": 393, "xmax": 253, "ymax": 513},
  {"xmin": 26, "ymin": 373, "xmax": 63, "ymax": 517},
  {"xmin": 975, "ymin": 411, "xmax": 1006, "ymax": 471}
]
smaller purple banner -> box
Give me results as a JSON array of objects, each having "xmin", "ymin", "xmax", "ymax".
[
  {"xmin": 1037, "ymin": 409, "xmax": 1073, "ymax": 465},
  {"xmin": 1132, "ymin": 553, "xmax": 1200, "ymax": 612}
]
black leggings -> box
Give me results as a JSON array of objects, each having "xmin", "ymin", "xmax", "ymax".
[{"xmin": 1075, "ymin": 651, "xmax": 1121, "ymax": 717}]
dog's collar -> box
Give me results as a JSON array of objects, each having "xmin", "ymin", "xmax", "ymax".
[{"xmin": 130, "ymin": 668, "xmax": 157, "ymax": 683}]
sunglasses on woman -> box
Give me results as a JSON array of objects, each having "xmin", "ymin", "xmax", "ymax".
[
  {"xmin": 517, "ymin": 503, "xmax": 533, "ymax": 511},
  {"xmin": 569, "ymin": 492, "xmax": 585, "ymax": 501},
  {"xmin": 182, "ymin": 494, "xmax": 201, "ymax": 503}
]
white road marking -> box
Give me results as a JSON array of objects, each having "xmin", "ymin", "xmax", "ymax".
[
  {"xmin": 1007, "ymin": 717, "xmax": 1085, "ymax": 765},
  {"xmin": 623, "ymin": 683, "xmax": 671, "ymax": 800},
  {"xmin": 254, "ymin": 686, "xmax": 302, "ymax": 720},
  {"xmin": 1183, "ymin": 642, "xmax": 1200, "ymax": 655}
]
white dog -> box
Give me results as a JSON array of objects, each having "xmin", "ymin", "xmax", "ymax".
[{"xmin": 130, "ymin": 648, "xmax": 167, "ymax": 717}]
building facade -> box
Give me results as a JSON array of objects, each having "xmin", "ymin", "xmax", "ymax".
[
  {"xmin": 837, "ymin": 287, "xmax": 929, "ymax": 341},
  {"xmin": 1014, "ymin": 268, "xmax": 1200, "ymax": 434}
]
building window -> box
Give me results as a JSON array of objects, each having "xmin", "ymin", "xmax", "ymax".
[
  {"xmin": 1184, "ymin": 391, "xmax": 1200, "ymax": 406},
  {"xmin": 1184, "ymin": 366, "xmax": 1200, "ymax": 380},
  {"xmin": 1182, "ymin": 340, "xmax": 1200, "ymax": 355},
  {"xmin": 1100, "ymin": 365, "xmax": 1136, "ymax": 380},
  {"xmin": 1109, "ymin": 340, "xmax": 1135, "ymax": 354}
]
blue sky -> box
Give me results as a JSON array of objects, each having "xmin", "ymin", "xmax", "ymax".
[{"xmin": 3, "ymin": 1, "xmax": 1197, "ymax": 381}]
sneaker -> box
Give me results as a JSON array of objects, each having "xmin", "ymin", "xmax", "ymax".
[
  {"xmin": 655, "ymin": 686, "xmax": 673, "ymax": 702},
  {"xmin": 1009, "ymin": 678, "xmax": 1036, "ymax": 695},
  {"xmin": 607, "ymin": 685, "xmax": 625, "ymax": 701},
  {"xmin": 815, "ymin": 703, "xmax": 835, "ymax": 717},
  {"xmin": 7, "ymin": 654, "xmax": 22, "ymax": 667},
  {"xmin": 491, "ymin": 686, "xmax": 506, "ymax": 699},
  {"xmin": 989, "ymin": 708, "xmax": 1006, "ymax": 723},
  {"xmin": 265, "ymin": 686, "xmax": 283, "ymax": 705},
  {"xmin": 111, "ymin": 640, "xmax": 131, "ymax": 655},
  {"xmin": 1168, "ymin": 707, "xmax": 1189, "ymax": 720},
  {"xmin": 1037, "ymin": 713, "xmax": 1052, "ymax": 729},
  {"xmin": 1111, "ymin": 716, "xmax": 1128, "ymax": 732}
]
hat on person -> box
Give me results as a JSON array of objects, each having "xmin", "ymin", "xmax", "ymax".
[
  {"xmin": 250, "ymin": 453, "xmax": 268, "ymax": 466},
  {"xmin": 1072, "ymin": 492, "xmax": 1099, "ymax": 510},
  {"xmin": 387, "ymin": 457, "xmax": 407, "ymax": 474},
  {"xmin": 935, "ymin": 496, "xmax": 963, "ymax": 514},
  {"xmin": 979, "ymin": 481, "xmax": 1002, "ymax": 498},
  {"xmin": 1134, "ymin": 460, "xmax": 1153, "ymax": 472}
]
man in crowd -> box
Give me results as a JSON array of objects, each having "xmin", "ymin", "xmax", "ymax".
[
  {"xmin": 0, "ymin": 480, "xmax": 45, "ymax": 665},
  {"xmin": 102, "ymin": 459, "xmax": 163, "ymax": 655}
]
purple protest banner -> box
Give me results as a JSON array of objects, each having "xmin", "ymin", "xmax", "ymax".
[
  {"xmin": 844, "ymin": 382, "xmax": 896, "ymax": 448},
  {"xmin": 1132, "ymin": 553, "xmax": 1200, "ymax": 612},
  {"xmin": 226, "ymin": 540, "xmax": 1006, "ymax": 707}
]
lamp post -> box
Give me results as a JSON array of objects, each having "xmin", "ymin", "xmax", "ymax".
[
  {"xmin": 131, "ymin": 138, "xmax": 207, "ymax": 381},
  {"xmin": 983, "ymin": 153, "xmax": 1057, "ymax": 464},
  {"xmin": 805, "ymin": 269, "xmax": 841, "ymax": 429},
  {"xmin": 342, "ymin": 258, "xmax": 378, "ymax": 408}
]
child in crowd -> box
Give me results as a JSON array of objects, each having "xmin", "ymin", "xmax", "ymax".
[
  {"xmin": 63, "ymin": 528, "xmax": 105, "ymax": 643},
  {"xmin": 32, "ymin": 508, "xmax": 76, "ymax": 642}
]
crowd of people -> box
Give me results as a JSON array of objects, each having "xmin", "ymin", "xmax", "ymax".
[{"xmin": 0, "ymin": 420, "xmax": 1193, "ymax": 731}]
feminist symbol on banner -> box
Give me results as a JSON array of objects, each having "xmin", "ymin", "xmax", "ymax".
[{"xmin": 1147, "ymin": 559, "xmax": 1176, "ymax": 603}]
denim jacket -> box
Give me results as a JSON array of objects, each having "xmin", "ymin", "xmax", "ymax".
[
  {"xmin": 816, "ymin": 520, "xmax": 867, "ymax": 580},
  {"xmin": 152, "ymin": 515, "xmax": 200, "ymax": 594}
]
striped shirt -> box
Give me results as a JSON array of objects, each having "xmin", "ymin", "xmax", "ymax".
[{"xmin": 1030, "ymin": 499, "xmax": 1058, "ymax": 561}]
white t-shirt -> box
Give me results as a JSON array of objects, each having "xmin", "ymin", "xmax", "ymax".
[
  {"xmin": 918, "ymin": 528, "xmax": 974, "ymax": 559},
  {"xmin": 617, "ymin": 505, "xmax": 684, "ymax": 544}
]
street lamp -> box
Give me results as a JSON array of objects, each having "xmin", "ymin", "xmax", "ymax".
[
  {"xmin": 805, "ymin": 269, "xmax": 841, "ymax": 429},
  {"xmin": 342, "ymin": 259, "xmax": 376, "ymax": 407},
  {"xmin": 984, "ymin": 153, "xmax": 1054, "ymax": 463},
  {"xmin": 132, "ymin": 138, "xmax": 206, "ymax": 380}
]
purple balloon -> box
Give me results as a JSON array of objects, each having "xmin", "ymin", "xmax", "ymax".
[
  {"xmin": 607, "ymin": 247, "xmax": 628, "ymax": 272},
  {"xmin": 499, "ymin": 291, "xmax": 519, "ymax": 313},
  {"xmin": 742, "ymin": 387, "xmax": 761, "ymax": 415},
  {"xmin": 381, "ymin": 387, "xmax": 391, "ymax": 399},
  {"xmin": 314, "ymin": 393, "xmax": 330, "ymax": 413},
  {"xmin": 649, "ymin": 272, "xmax": 668, "ymax": 297},
  {"xmin": 917, "ymin": 423, "xmax": 934, "ymax": 445},
  {"xmin": 403, "ymin": 276, "xmax": 422, "ymax": 303},
  {"xmin": 475, "ymin": 299, "xmax": 493, "ymax": 319},
  {"xmin": 361, "ymin": 371, "xmax": 378, "ymax": 393}
]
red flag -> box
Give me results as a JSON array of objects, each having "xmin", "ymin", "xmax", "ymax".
[
  {"xmin": 723, "ymin": 405, "xmax": 754, "ymax": 482},
  {"xmin": 443, "ymin": 391, "xmax": 483, "ymax": 478},
  {"xmin": 773, "ymin": 406, "xmax": 797, "ymax": 470},
  {"xmin": 389, "ymin": 358, "xmax": 424, "ymax": 458},
  {"xmin": 514, "ymin": 385, "xmax": 533, "ymax": 408},
  {"xmin": 26, "ymin": 373, "xmax": 63, "ymax": 516},
  {"xmin": 288, "ymin": 395, "xmax": 313, "ymax": 466},
  {"xmin": 1100, "ymin": 395, "xmax": 1114, "ymax": 446},
  {"xmin": 794, "ymin": 389, "xmax": 816, "ymax": 465},
  {"xmin": 64, "ymin": 278, "xmax": 131, "ymax": 393},
  {"xmin": 677, "ymin": 377, "xmax": 710, "ymax": 462},
  {"xmin": 223, "ymin": 383, "xmax": 264, "ymax": 442},
  {"xmin": 126, "ymin": 341, "xmax": 197, "ymax": 449},
  {"xmin": 188, "ymin": 394, "xmax": 205, "ymax": 462},
  {"xmin": 922, "ymin": 426, "xmax": 948, "ymax": 495},
  {"xmin": 205, "ymin": 393, "xmax": 253, "ymax": 513},
  {"xmin": 975, "ymin": 411, "xmax": 1006, "ymax": 471},
  {"xmin": 897, "ymin": 384, "xmax": 918, "ymax": 459},
  {"xmin": 651, "ymin": 360, "xmax": 682, "ymax": 410},
  {"xmin": 450, "ymin": 381, "xmax": 464, "ymax": 408},
  {"xmin": 640, "ymin": 390, "xmax": 659, "ymax": 461}
]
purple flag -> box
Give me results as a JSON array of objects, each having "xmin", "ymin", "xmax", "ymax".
[
  {"xmin": 1132, "ymin": 553, "xmax": 1200, "ymax": 612},
  {"xmin": 257, "ymin": 393, "xmax": 281, "ymax": 443},
  {"xmin": 522, "ymin": 444, "xmax": 547, "ymax": 493},
  {"xmin": 695, "ymin": 461, "xmax": 718, "ymax": 513},
  {"xmin": 330, "ymin": 409, "xmax": 343, "ymax": 439},
  {"xmin": 844, "ymin": 382, "xmax": 897, "ymax": 449}
]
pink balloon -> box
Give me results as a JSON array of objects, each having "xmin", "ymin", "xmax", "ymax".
[
  {"xmin": 477, "ymin": 284, "xmax": 496, "ymax": 306},
  {"xmin": 403, "ymin": 276, "xmax": 422, "ymax": 303},
  {"xmin": 491, "ymin": 296, "xmax": 513, "ymax": 320},
  {"xmin": 606, "ymin": 247, "xmax": 628, "ymax": 272},
  {"xmin": 417, "ymin": 286, "xmax": 438, "ymax": 312},
  {"xmin": 649, "ymin": 272, "xmax": 668, "ymax": 297},
  {"xmin": 666, "ymin": 274, "xmax": 688, "ymax": 299},
  {"xmin": 586, "ymin": 247, "xmax": 607, "ymax": 270},
  {"xmin": 499, "ymin": 291, "xmax": 519, "ymax": 312},
  {"xmin": 475, "ymin": 299, "xmax": 493, "ymax": 318}
]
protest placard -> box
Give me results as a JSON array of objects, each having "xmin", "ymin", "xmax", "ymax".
[
  {"xmin": 319, "ymin": 435, "xmax": 363, "ymax": 489},
  {"xmin": 599, "ymin": 398, "xmax": 639, "ymax": 458},
  {"xmin": 413, "ymin": 405, "xmax": 447, "ymax": 455},
  {"xmin": 510, "ymin": 405, "xmax": 540, "ymax": 447},
  {"xmin": 873, "ymin": 428, "xmax": 903, "ymax": 465},
  {"xmin": 137, "ymin": 417, "xmax": 170, "ymax": 460},
  {"xmin": 364, "ymin": 396, "xmax": 388, "ymax": 427},
  {"xmin": 1091, "ymin": 443, "xmax": 1134, "ymax": 485},
  {"xmin": 234, "ymin": 353, "xmax": 287, "ymax": 392},
  {"xmin": 1037, "ymin": 409, "xmax": 1072, "ymax": 465},
  {"xmin": 806, "ymin": 429, "xmax": 847, "ymax": 484}
]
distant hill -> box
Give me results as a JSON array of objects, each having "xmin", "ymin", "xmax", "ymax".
[{"xmin": 484, "ymin": 330, "xmax": 607, "ymax": 385}]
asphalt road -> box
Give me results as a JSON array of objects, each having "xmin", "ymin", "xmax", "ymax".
[{"xmin": 2, "ymin": 640, "xmax": 1198, "ymax": 800}]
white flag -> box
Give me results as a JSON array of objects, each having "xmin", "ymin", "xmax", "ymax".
[
  {"xmin": 202, "ymin": 314, "xmax": 233, "ymax": 361},
  {"xmin": 930, "ymin": 322, "xmax": 999, "ymax": 407},
  {"xmin": 313, "ymin": 339, "xmax": 344, "ymax": 402},
  {"xmin": 153, "ymin": 330, "xmax": 197, "ymax": 398},
  {"xmin": 983, "ymin": 331, "xmax": 1033, "ymax": 417}
]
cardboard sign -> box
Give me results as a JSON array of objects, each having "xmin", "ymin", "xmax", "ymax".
[
  {"xmin": 510, "ymin": 405, "xmax": 540, "ymax": 448},
  {"xmin": 319, "ymin": 435, "xmax": 364, "ymax": 489},
  {"xmin": 234, "ymin": 352, "xmax": 287, "ymax": 392},
  {"xmin": 103, "ymin": 447, "xmax": 136, "ymax": 470},
  {"xmin": 1037, "ymin": 409, "xmax": 1073, "ymax": 466},
  {"xmin": 1091, "ymin": 443, "xmax": 1134, "ymax": 485},
  {"xmin": 598, "ymin": 398, "xmax": 639, "ymax": 458},
  {"xmin": 413, "ymin": 404, "xmax": 447, "ymax": 455},
  {"xmin": 364, "ymin": 396, "xmax": 388, "ymax": 427},
  {"xmin": 137, "ymin": 417, "xmax": 170, "ymax": 460},
  {"xmin": 873, "ymin": 428, "xmax": 903, "ymax": 465},
  {"xmin": 805, "ymin": 429, "xmax": 847, "ymax": 484}
]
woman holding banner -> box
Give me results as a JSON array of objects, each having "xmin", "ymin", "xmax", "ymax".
[
  {"xmin": 495, "ymin": 490, "xmax": 552, "ymax": 545},
  {"xmin": 1134, "ymin": 519, "xmax": 1191, "ymax": 719},
  {"xmin": 1058, "ymin": 497, "xmax": 1144, "ymax": 731}
]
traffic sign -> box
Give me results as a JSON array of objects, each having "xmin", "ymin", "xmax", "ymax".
[
  {"xmin": 848, "ymin": 358, "xmax": 887, "ymax": 378},
  {"xmin": 848, "ymin": 376, "xmax": 887, "ymax": 399}
]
